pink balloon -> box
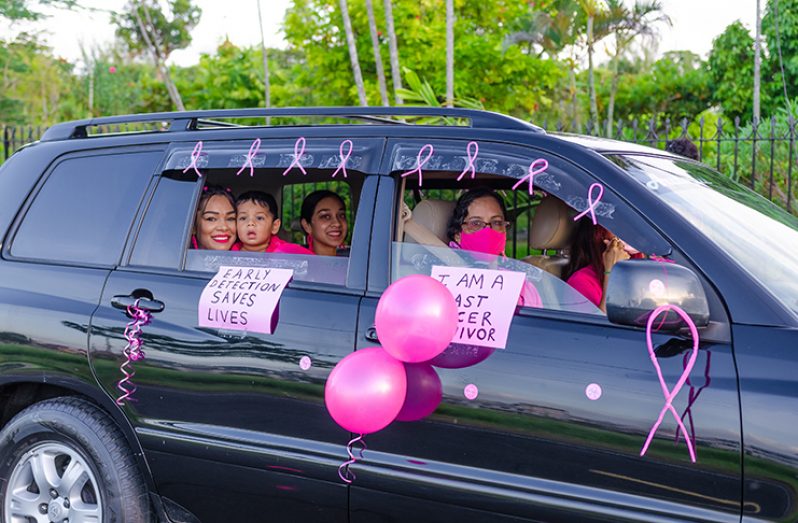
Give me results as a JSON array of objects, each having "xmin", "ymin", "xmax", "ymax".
[
  {"xmin": 429, "ymin": 343, "xmax": 495, "ymax": 369},
  {"xmin": 396, "ymin": 363, "xmax": 442, "ymax": 422},
  {"xmin": 375, "ymin": 275, "xmax": 458, "ymax": 363},
  {"xmin": 324, "ymin": 347, "xmax": 407, "ymax": 434}
]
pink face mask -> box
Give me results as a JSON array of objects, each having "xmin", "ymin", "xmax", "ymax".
[{"xmin": 459, "ymin": 228, "xmax": 507, "ymax": 256}]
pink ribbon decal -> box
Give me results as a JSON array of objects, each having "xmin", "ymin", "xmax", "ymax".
[
  {"xmin": 283, "ymin": 136, "xmax": 308, "ymax": 176},
  {"xmin": 640, "ymin": 304, "xmax": 699, "ymax": 463},
  {"xmin": 183, "ymin": 141, "xmax": 204, "ymax": 177},
  {"xmin": 511, "ymin": 158, "xmax": 549, "ymax": 195},
  {"xmin": 338, "ymin": 434, "xmax": 367, "ymax": 483},
  {"xmin": 116, "ymin": 300, "xmax": 152, "ymax": 406},
  {"xmin": 572, "ymin": 182, "xmax": 605, "ymax": 225},
  {"xmin": 456, "ymin": 141, "xmax": 479, "ymax": 181},
  {"xmin": 400, "ymin": 144, "xmax": 434, "ymax": 187},
  {"xmin": 236, "ymin": 138, "xmax": 262, "ymax": 177},
  {"xmin": 332, "ymin": 139, "xmax": 353, "ymax": 178}
]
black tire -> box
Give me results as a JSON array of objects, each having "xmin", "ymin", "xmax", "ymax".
[{"xmin": 0, "ymin": 396, "xmax": 152, "ymax": 522}]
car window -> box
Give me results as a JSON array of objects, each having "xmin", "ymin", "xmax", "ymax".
[
  {"xmin": 133, "ymin": 137, "xmax": 380, "ymax": 288},
  {"xmin": 10, "ymin": 151, "xmax": 158, "ymax": 266},
  {"xmin": 388, "ymin": 139, "xmax": 675, "ymax": 315}
]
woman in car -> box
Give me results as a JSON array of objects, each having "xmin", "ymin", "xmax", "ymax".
[
  {"xmin": 300, "ymin": 190, "xmax": 349, "ymax": 256},
  {"xmin": 446, "ymin": 187, "xmax": 541, "ymax": 308},
  {"xmin": 563, "ymin": 218, "xmax": 630, "ymax": 312},
  {"xmin": 192, "ymin": 184, "xmax": 237, "ymax": 250}
]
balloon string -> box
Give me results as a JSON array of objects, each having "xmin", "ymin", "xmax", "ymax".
[
  {"xmin": 116, "ymin": 300, "xmax": 152, "ymax": 406},
  {"xmin": 338, "ymin": 434, "xmax": 365, "ymax": 484}
]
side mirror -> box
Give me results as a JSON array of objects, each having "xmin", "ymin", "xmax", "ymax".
[{"xmin": 606, "ymin": 259, "xmax": 710, "ymax": 331}]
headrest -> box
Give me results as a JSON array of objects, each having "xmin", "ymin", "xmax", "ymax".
[
  {"xmin": 531, "ymin": 196, "xmax": 573, "ymax": 250},
  {"xmin": 411, "ymin": 199, "xmax": 456, "ymax": 244}
]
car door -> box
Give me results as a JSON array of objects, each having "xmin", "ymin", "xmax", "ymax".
[
  {"xmin": 350, "ymin": 137, "xmax": 742, "ymax": 523},
  {"xmin": 88, "ymin": 136, "xmax": 383, "ymax": 522}
]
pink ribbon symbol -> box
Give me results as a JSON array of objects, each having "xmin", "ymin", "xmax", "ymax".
[
  {"xmin": 511, "ymin": 158, "xmax": 549, "ymax": 195},
  {"xmin": 456, "ymin": 141, "xmax": 479, "ymax": 181},
  {"xmin": 572, "ymin": 182, "xmax": 605, "ymax": 225},
  {"xmin": 400, "ymin": 144, "xmax": 434, "ymax": 187},
  {"xmin": 236, "ymin": 138, "xmax": 262, "ymax": 177},
  {"xmin": 640, "ymin": 304, "xmax": 699, "ymax": 463},
  {"xmin": 183, "ymin": 141, "xmax": 204, "ymax": 177},
  {"xmin": 332, "ymin": 139, "xmax": 353, "ymax": 178},
  {"xmin": 283, "ymin": 136, "xmax": 308, "ymax": 176}
]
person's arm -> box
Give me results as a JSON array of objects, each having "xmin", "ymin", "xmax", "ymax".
[{"xmin": 599, "ymin": 237, "xmax": 631, "ymax": 312}]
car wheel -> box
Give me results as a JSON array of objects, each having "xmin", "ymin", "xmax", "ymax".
[{"xmin": 0, "ymin": 396, "xmax": 151, "ymax": 522}]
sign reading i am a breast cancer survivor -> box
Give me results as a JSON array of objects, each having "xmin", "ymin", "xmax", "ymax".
[
  {"xmin": 430, "ymin": 266, "xmax": 525, "ymax": 349},
  {"xmin": 198, "ymin": 266, "xmax": 293, "ymax": 334}
]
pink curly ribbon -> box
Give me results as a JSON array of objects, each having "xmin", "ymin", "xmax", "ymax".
[
  {"xmin": 236, "ymin": 138, "xmax": 262, "ymax": 177},
  {"xmin": 338, "ymin": 434, "xmax": 366, "ymax": 483},
  {"xmin": 283, "ymin": 137, "xmax": 308, "ymax": 176},
  {"xmin": 400, "ymin": 144, "xmax": 434, "ymax": 187},
  {"xmin": 183, "ymin": 141, "xmax": 204, "ymax": 177},
  {"xmin": 573, "ymin": 182, "xmax": 605, "ymax": 225},
  {"xmin": 640, "ymin": 304, "xmax": 699, "ymax": 463},
  {"xmin": 511, "ymin": 158, "xmax": 549, "ymax": 195},
  {"xmin": 332, "ymin": 139, "xmax": 353, "ymax": 178},
  {"xmin": 675, "ymin": 350, "xmax": 712, "ymax": 448},
  {"xmin": 456, "ymin": 141, "xmax": 479, "ymax": 181},
  {"xmin": 116, "ymin": 300, "xmax": 152, "ymax": 406}
]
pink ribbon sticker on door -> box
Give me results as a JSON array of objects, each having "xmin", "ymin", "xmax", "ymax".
[
  {"xmin": 198, "ymin": 266, "xmax": 293, "ymax": 334},
  {"xmin": 183, "ymin": 141, "xmax": 205, "ymax": 177},
  {"xmin": 400, "ymin": 144, "xmax": 434, "ymax": 187},
  {"xmin": 430, "ymin": 265, "xmax": 525, "ymax": 349},
  {"xmin": 639, "ymin": 304, "xmax": 699, "ymax": 463},
  {"xmin": 283, "ymin": 137, "xmax": 308, "ymax": 176},
  {"xmin": 237, "ymin": 138, "xmax": 262, "ymax": 177},
  {"xmin": 332, "ymin": 139, "xmax": 353, "ymax": 178},
  {"xmin": 573, "ymin": 183, "xmax": 605, "ymax": 225},
  {"xmin": 457, "ymin": 141, "xmax": 479, "ymax": 181},
  {"xmin": 511, "ymin": 158, "xmax": 549, "ymax": 195}
]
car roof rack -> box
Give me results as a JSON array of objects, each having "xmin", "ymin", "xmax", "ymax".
[{"xmin": 40, "ymin": 106, "xmax": 544, "ymax": 142}]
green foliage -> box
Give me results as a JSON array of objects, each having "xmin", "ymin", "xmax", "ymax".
[
  {"xmin": 0, "ymin": 0, "xmax": 77, "ymax": 21},
  {"xmin": 763, "ymin": 0, "xmax": 798, "ymax": 109},
  {"xmin": 112, "ymin": 0, "xmax": 201, "ymax": 58},
  {"xmin": 707, "ymin": 21, "xmax": 755, "ymax": 120}
]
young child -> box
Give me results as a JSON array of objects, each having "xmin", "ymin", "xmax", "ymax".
[{"xmin": 233, "ymin": 191, "xmax": 313, "ymax": 254}]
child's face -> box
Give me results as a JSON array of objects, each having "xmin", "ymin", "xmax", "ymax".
[{"xmin": 236, "ymin": 200, "xmax": 281, "ymax": 252}]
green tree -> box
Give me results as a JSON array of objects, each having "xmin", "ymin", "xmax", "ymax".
[
  {"xmin": 0, "ymin": 0, "xmax": 77, "ymax": 21},
  {"xmin": 707, "ymin": 21, "xmax": 756, "ymax": 119},
  {"xmin": 762, "ymin": 0, "xmax": 798, "ymax": 108}
]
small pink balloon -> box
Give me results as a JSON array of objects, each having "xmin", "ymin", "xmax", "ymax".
[
  {"xmin": 429, "ymin": 343, "xmax": 495, "ymax": 369},
  {"xmin": 375, "ymin": 275, "xmax": 458, "ymax": 363},
  {"xmin": 396, "ymin": 363, "xmax": 442, "ymax": 422},
  {"xmin": 108, "ymin": 66, "xmax": 117, "ymax": 74},
  {"xmin": 464, "ymin": 384, "xmax": 479, "ymax": 400},
  {"xmin": 324, "ymin": 347, "xmax": 407, "ymax": 434}
]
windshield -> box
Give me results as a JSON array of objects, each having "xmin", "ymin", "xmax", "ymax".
[{"xmin": 608, "ymin": 154, "xmax": 798, "ymax": 317}]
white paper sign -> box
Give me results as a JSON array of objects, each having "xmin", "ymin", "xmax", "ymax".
[{"xmin": 198, "ymin": 266, "xmax": 293, "ymax": 334}]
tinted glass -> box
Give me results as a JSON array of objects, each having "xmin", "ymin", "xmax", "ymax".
[{"xmin": 11, "ymin": 152, "xmax": 159, "ymax": 265}]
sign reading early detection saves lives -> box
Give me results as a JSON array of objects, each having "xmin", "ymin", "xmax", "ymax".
[
  {"xmin": 430, "ymin": 266, "xmax": 525, "ymax": 349},
  {"xmin": 198, "ymin": 266, "xmax": 293, "ymax": 334}
]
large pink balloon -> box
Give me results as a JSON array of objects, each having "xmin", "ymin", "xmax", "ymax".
[
  {"xmin": 325, "ymin": 347, "xmax": 407, "ymax": 434},
  {"xmin": 375, "ymin": 275, "xmax": 458, "ymax": 363},
  {"xmin": 429, "ymin": 343, "xmax": 495, "ymax": 369},
  {"xmin": 396, "ymin": 363, "xmax": 443, "ymax": 422}
]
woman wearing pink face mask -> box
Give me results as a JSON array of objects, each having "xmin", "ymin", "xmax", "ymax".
[{"xmin": 446, "ymin": 188, "xmax": 541, "ymax": 308}]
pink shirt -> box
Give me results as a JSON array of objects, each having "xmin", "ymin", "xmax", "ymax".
[
  {"xmin": 566, "ymin": 266, "xmax": 602, "ymax": 307},
  {"xmin": 232, "ymin": 235, "xmax": 314, "ymax": 255}
]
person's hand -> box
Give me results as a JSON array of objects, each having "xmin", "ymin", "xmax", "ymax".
[{"xmin": 603, "ymin": 237, "xmax": 630, "ymax": 271}]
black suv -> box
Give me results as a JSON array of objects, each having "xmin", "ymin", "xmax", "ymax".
[{"xmin": 1, "ymin": 107, "xmax": 797, "ymax": 523}]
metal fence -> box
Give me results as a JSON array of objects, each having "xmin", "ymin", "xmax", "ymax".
[{"xmin": 4, "ymin": 114, "xmax": 797, "ymax": 215}]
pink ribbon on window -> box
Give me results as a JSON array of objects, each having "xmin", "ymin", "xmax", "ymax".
[
  {"xmin": 400, "ymin": 144, "xmax": 434, "ymax": 187},
  {"xmin": 116, "ymin": 299, "xmax": 152, "ymax": 406},
  {"xmin": 332, "ymin": 139, "xmax": 353, "ymax": 178},
  {"xmin": 511, "ymin": 158, "xmax": 549, "ymax": 195},
  {"xmin": 572, "ymin": 182, "xmax": 605, "ymax": 225},
  {"xmin": 338, "ymin": 434, "xmax": 367, "ymax": 484},
  {"xmin": 456, "ymin": 141, "xmax": 479, "ymax": 181},
  {"xmin": 283, "ymin": 136, "xmax": 308, "ymax": 176},
  {"xmin": 640, "ymin": 304, "xmax": 699, "ymax": 463},
  {"xmin": 236, "ymin": 138, "xmax": 262, "ymax": 177},
  {"xmin": 183, "ymin": 141, "xmax": 204, "ymax": 177}
]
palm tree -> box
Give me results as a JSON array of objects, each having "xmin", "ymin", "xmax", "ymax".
[
  {"xmin": 339, "ymin": 0, "xmax": 368, "ymax": 106},
  {"xmin": 445, "ymin": 0, "xmax": 454, "ymax": 107},
  {"xmin": 601, "ymin": 0, "xmax": 671, "ymax": 135},
  {"xmin": 578, "ymin": 0, "xmax": 607, "ymax": 128},
  {"xmin": 365, "ymin": 0, "xmax": 389, "ymax": 105},
  {"xmin": 383, "ymin": 0, "xmax": 403, "ymax": 104}
]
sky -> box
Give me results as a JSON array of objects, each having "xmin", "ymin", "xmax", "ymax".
[{"xmin": 0, "ymin": 0, "xmax": 758, "ymax": 68}]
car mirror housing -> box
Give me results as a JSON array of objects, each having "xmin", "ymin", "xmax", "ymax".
[{"xmin": 606, "ymin": 259, "xmax": 710, "ymax": 331}]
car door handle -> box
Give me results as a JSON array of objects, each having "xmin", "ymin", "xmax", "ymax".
[
  {"xmin": 365, "ymin": 325, "xmax": 379, "ymax": 342},
  {"xmin": 111, "ymin": 295, "xmax": 165, "ymax": 314}
]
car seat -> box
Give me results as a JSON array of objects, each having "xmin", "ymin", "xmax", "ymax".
[
  {"xmin": 523, "ymin": 196, "xmax": 574, "ymax": 277},
  {"xmin": 401, "ymin": 199, "xmax": 456, "ymax": 246}
]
